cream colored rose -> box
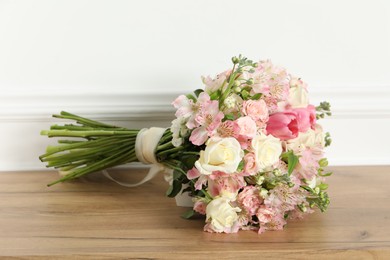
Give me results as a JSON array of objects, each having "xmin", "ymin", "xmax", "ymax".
[
  {"xmin": 286, "ymin": 124, "xmax": 325, "ymax": 152},
  {"xmin": 206, "ymin": 197, "xmax": 241, "ymax": 232},
  {"xmin": 251, "ymin": 133, "xmax": 282, "ymax": 171},
  {"xmin": 288, "ymin": 77, "xmax": 309, "ymax": 108},
  {"xmin": 195, "ymin": 137, "xmax": 244, "ymax": 175}
]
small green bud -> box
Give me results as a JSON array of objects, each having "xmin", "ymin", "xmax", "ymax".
[
  {"xmin": 319, "ymin": 158, "xmax": 328, "ymax": 167},
  {"xmin": 247, "ymin": 78, "xmax": 254, "ymax": 85},
  {"xmin": 273, "ymin": 169, "xmax": 282, "ymax": 176},
  {"xmin": 260, "ymin": 188, "xmax": 268, "ymax": 198},
  {"xmin": 297, "ymin": 203, "xmax": 307, "ymax": 212},
  {"xmin": 233, "ymin": 80, "xmax": 241, "ymax": 88},
  {"xmin": 232, "ymin": 56, "xmax": 239, "ymax": 64},
  {"xmin": 241, "ymin": 89, "xmax": 250, "ymax": 99},
  {"xmin": 234, "ymin": 86, "xmax": 242, "ymax": 93},
  {"xmin": 256, "ymin": 176, "xmax": 265, "ymax": 185}
]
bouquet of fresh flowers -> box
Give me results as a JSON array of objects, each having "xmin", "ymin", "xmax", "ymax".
[{"xmin": 40, "ymin": 55, "xmax": 332, "ymax": 234}]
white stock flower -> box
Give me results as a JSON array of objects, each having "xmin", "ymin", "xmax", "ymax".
[
  {"xmin": 223, "ymin": 93, "xmax": 243, "ymax": 114},
  {"xmin": 206, "ymin": 196, "xmax": 241, "ymax": 232},
  {"xmin": 288, "ymin": 77, "xmax": 309, "ymax": 108},
  {"xmin": 170, "ymin": 117, "xmax": 188, "ymax": 147},
  {"xmin": 195, "ymin": 137, "xmax": 244, "ymax": 175},
  {"xmin": 306, "ymin": 176, "xmax": 317, "ymax": 189},
  {"xmin": 251, "ymin": 133, "xmax": 282, "ymax": 172}
]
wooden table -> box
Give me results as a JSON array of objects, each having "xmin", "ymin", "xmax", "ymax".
[{"xmin": 0, "ymin": 166, "xmax": 389, "ymax": 259}]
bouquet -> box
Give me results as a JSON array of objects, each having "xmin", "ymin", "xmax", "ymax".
[{"xmin": 40, "ymin": 55, "xmax": 332, "ymax": 234}]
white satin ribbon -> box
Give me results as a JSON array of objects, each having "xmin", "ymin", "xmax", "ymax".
[
  {"xmin": 102, "ymin": 127, "xmax": 194, "ymax": 207},
  {"xmin": 103, "ymin": 127, "xmax": 170, "ymax": 187}
]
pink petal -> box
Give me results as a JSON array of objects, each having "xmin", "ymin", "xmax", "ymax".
[
  {"xmin": 189, "ymin": 127, "xmax": 209, "ymax": 146},
  {"xmin": 187, "ymin": 167, "xmax": 201, "ymax": 180}
]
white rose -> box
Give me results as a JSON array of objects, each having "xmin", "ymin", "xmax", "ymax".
[
  {"xmin": 206, "ymin": 197, "xmax": 241, "ymax": 232},
  {"xmin": 286, "ymin": 124, "xmax": 325, "ymax": 152},
  {"xmin": 195, "ymin": 137, "xmax": 244, "ymax": 175},
  {"xmin": 251, "ymin": 134, "xmax": 282, "ymax": 171},
  {"xmin": 288, "ymin": 78, "xmax": 309, "ymax": 108},
  {"xmin": 314, "ymin": 124, "xmax": 325, "ymax": 148}
]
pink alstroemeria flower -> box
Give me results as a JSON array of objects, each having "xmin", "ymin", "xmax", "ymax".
[
  {"xmin": 266, "ymin": 112, "xmax": 299, "ymax": 140},
  {"xmin": 171, "ymin": 92, "xmax": 212, "ymax": 129},
  {"xmin": 187, "ymin": 167, "xmax": 201, "ymax": 180},
  {"xmin": 189, "ymin": 100, "xmax": 224, "ymax": 145},
  {"xmin": 207, "ymin": 171, "xmax": 246, "ymax": 197}
]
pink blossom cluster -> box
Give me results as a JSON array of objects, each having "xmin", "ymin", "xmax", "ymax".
[{"xmin": 171, "ymin": 58, "xmax": 330, "ymax": 234}]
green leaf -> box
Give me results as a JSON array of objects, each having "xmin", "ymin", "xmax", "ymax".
[
  {"xmin": 166, "ymin": 180, "xmax": 182, "ymax": 198},
  {"xmin": 224, "ymin": 114, "xmax": 235, "ymax": 121},
  {"xmin": 319, "ymin": 171, "xmax": 333, "ymax": 177},
  {"xmin": 250, "ymin": 93, "xmax": 262, "ymax": 100},
  {"xmin": 181, "ymin": 209, "xmax": 195, "ymax": 219},
  {"xmin": 165, "ymin": 185, "xmax": 173, "ymax": 196},
  {"xmin": 318, "ymin": 183, "xmax": 329, "ymax": 190},
  {"xmin": 237, "ymin": 160, "xmax": 244, "ymax": 172},
  {"xmin": 210, "ymin": 90, "xmax": 221, "ymax": 100},
  {"xmin": 241, "ymin": 90, "xmax": 250, "ymax": 100},
  {"xmin": 173, "ymin": 170, "xmax": 181, "ymax": 180},
  {"xmin": 194, "ymin": 89, "xmax": 204, "ymax": 97},
  {"xmin": 287, "ymin": 152, "xmax": 299, "ymax": 175},
  {"xmin": 186, "ymin": 94, "xmax": 197, "ymax": 102},
  {"xmin": 181, "ymin": 155, "xmax": 198, "ymax": 170}
]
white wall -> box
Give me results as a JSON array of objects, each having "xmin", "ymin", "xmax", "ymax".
[{"xmin": 0, "ymin": 0, "xmax": 389, "ymax": 170}]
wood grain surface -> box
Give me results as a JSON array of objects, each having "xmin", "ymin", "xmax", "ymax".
[{"xmin": 0, "ymin": 166, "xmax": 389, "ymax": 259}]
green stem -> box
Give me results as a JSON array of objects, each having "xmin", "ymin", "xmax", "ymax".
[
  {"xmin": 54, "ymin": 111, "xmax": 121, "ymax": 128},
  {"xmin": 41, "ymin": 136, "xmax": 135, "ymax": 158},
  {"xmin": 41, "ymin": 129, "xmax": 139, "ymax": 138},
  {"xmin": 50, "ymin": 125, "xmax": 129, "ymax": 131},
  {"xmin": 156, "ymin": 141, "xmax": 174, "ymax": 152},
  {"xmin": 157, "ymin": 146, "xmax": 184, "ymax": 157}
]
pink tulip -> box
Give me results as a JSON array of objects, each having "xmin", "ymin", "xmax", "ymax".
[
  {"xmin": 266, "ymin": 112, "xmax": 298, "ymax": 140},
  {"xmin": 293, "ymin": 105, "xmax": 317, "ymax": 132},
  {"xmin": 308, "ymin": 105, "xmax": 317, "ymax": 129},
  {"xmin": 293, "ymin": 108, "xmax": 311, "ymax": 132}
]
